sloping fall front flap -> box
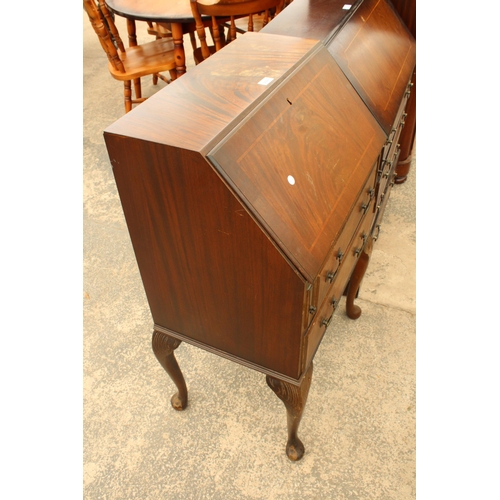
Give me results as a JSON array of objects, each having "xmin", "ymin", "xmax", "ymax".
[{"xmin": 208, "ymin": 45, "xmax": 387, "ymax": 283}]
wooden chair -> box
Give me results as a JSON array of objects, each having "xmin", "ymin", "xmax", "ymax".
[
  {"xmin": 84, "ymin": 0, "xmax": 178, "ymax": 113},
  {"xmin": 190, "ymin": 0, "xmax": 285, "ymax": 64}
]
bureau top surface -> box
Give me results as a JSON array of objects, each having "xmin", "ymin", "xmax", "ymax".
[{"xmin": 104, "ymin": 33, "xmax": 321, "ymax": 152}]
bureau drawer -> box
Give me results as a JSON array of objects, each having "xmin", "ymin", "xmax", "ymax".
[
  {"xmin": 373, "ymin": 162, "xmax": 398, "ymax": 236},
  {"xmin": 377, "ymin": 145, "xmax": 399, "ymax": 207},
  {"xmin": 310, "ymin": 164, "xmax": 377, "ymax": 316},
  {"xmin": 381, "ymin": 80, "xmax": 413, "ymax": 162},
  {"xmin": 303, "ymin": 203, "xmax": 376, "ymax": 369}
]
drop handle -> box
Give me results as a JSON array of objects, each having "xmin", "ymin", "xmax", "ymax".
[
  {"xmin": 326, "ymin": 270, "xmax": 337, "ymax": 283},
  {"xmin": 309, "ymin": 306, "xmax": 316, "ymax": 315},
  {"xmin": 331, "ymin": 298, "xmax": 338, "ymax": 309},
  {"xmin": 385, "ymin": 128, "xmax": 397, "ymax": 146},
  {"xmin": 337, "ymin": 249, "xmax": 344, "ymax": 262},
  {"xmin": 361, "ymin": 201, "xmax": 370, "ymax": 214},
  {"xmin": 379, "ymin": 160, "xmax": 392, "ymax": 175},
  {"xmin": 354, "ymin": 247, "xmax": 362, "ymax": 257},
  {"xmin": 321, "ymin": 312, "xmax": 334, "ymax": 328}
]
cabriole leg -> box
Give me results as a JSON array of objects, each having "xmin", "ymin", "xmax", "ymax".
[
  {"xmin": 345, "ymin": 235, "xmax": 373, "ymax": 319},
  {"xmin": 266, "ymin": 362, "xmax": 313, "ymax": 461},
  {"xmin": 152, "ymin": 330, "xmax": 188, "ymax": 411}
]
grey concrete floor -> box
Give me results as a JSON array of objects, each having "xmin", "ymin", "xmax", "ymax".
[{"xmin": 84, "ymin": 14, "xmax": 416, "ymax": 500}]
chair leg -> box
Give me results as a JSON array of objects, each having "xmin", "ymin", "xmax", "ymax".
[
  {"xmin": 133, "ymin": 77, "xmax": 142, "ymax": 99},
  {"xmin": 124, "ymin": 80, "xmax": 132, "ymax": 113}
]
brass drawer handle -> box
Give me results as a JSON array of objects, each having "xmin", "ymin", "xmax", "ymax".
[
  {"xmin": 361, "ymin": 201, "xmax": 370, "ymax": 214},
  {"xmin": 309, "ymin": 306, "xmax": 316, "ymax": 315},
  {"xmin": 326, "ymin": 270, "xmax": 337, "ymax": 283},
  {"xmin": 373, "ymin": 224, "xmax": 381, "ymax": 241},
  {"xmin": 379, "ymin": 160, "xmax": 392, "ymax": 175},
  {"xmin": 354, "ymin": 247, "xmax": 362, "ymax": 257},
  {"xmin": 385, "ymin": 128, "xmax": 397, "ymax": 147},
  {"xmin": 321, "ymin": 312, "xmax": 334, "ymax": 328},
  {"xmin": 337, "ymin": 249, "xmax": 344, "ymax": 262}
]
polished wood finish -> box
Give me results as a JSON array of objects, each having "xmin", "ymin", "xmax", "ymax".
[
  {"xmin": 208, "ymin": 47, "xmax": 384, "ymax": 283},
  {"xmin": 267, "ymin": 362, "xmax": 313, "ymax": 461},
  {"xmin": 104, "ymin": 33, "xmax": 388, "ymax": 459},
  {"xmin": 102, "ymin": 1, "xmax": 416, "ymax": 458},
  {"xmin": 261, "ymin": 0, "xmax": 362, "ymax": 42},
  {"xmin": 84, "ymin": 0, "xmax": 177, "ymax": 112},
  {"xmin": 327, "ymin": 0, "xmax": 416, "ymax": 135},
  {"xmin": 105, "ymin": 34, "xmax": 324, "ymax": 382},
  {"xmin": 263, "ymin": 0, "xmax": 416, "ymax": 182},
  {"xmin": 190, "ymin": 0, "xmax": 284, "ymax": 63},
  {"xmin": 389, "ymin": 0, "xmax": 415, "ymax": 38}
]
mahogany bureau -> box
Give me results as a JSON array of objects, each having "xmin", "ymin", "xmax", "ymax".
[{"xmin": 104, "ymin": 28, "xmax": 410, "ymax": 461}]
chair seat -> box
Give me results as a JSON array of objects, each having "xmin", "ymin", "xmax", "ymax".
[{"xmin": 108, "ymin": 37, "xmax": 176, "ymax": 81}]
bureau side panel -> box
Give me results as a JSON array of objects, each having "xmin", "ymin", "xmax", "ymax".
[{"xmin": 104, "ymin": 134, "xmax": 305, "ymax": 380}]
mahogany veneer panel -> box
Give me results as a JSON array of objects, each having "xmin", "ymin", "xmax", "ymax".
[
  {"xmin": 328, "ymin": 0, "xmax": 416, "ymax": 134},
  {"xmin": 209, "ymin": 46, "xmax": 385, "ymax": 282}
]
